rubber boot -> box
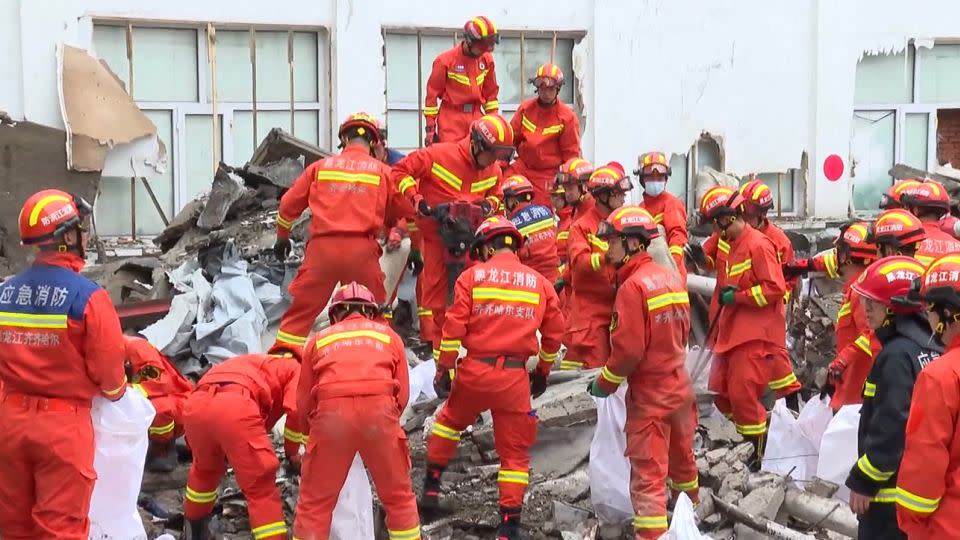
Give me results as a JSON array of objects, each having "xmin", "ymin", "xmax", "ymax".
[
  {"xmin": 147, "ymin": 439, "xmax": 179, "ymax": 473},
  {"xmin": 420, "ymin": 463, "xmax": 444, "ymax": 511},
  {"xmin": 497, "ymin": 506, "xmax": 524, "ymax": 540},
  {"xmin": 180, "ymin": 516, "xmax": 212, "ymax": 540}
]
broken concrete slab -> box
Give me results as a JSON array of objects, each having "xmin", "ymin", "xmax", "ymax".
[
  {"xmin": 734, "ymin": 481, "xmax": 787, "ymax": 540},
  {"xmin": 552, "ymin": 500, "xmax": 591, "ymax": 531},
  {"xmin": 531, "ymin": 467, "xmax": 590, "ymax": 502},
  {"xmin": 725, "ymin": 442, "xmax": 755, "ymax": 465},
  {"xmin": 532, "ymin": 371, "xmax": 598, "ymax": 427},
  {"xmin": 530, "ymin": 424, "xmax": 593, "ymax": 479},
  {"xmin": 700, "ymin": 414, "xmax": 744, "ymax": 446},
  {"xmin": 154, "ymin": 199, "xmax": 205, "ymax": 253},
  {"xmin": 248, "ymin": 128, "xmax": 331, "ymax": 172},
  {"xmin": 197, "ymin": 166, "xmax": 250, "ymax": 230}
]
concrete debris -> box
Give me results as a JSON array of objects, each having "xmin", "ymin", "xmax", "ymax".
[
  {"xmin": 551, "ymin": 500, "xmax": 591, "ymax": 531},
  {"xmin": 196, "ymin": 166, "xmax": 252, "ymax": 230}
]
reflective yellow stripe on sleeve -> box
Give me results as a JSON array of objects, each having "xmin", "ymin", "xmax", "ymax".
[
  {"xmin": 863, "ymin": 380, "xmax": 877, "ymax": 398},
  {"xmin": 283, "ymin": 427, "xmax": 308, "ymax": 445},
  {"xmin": 398, "ymin": 176, "xmax": 417, "ymax": 195},
  {"xmin": 768, "ymin": 372, "xmax": 798, "ymax": 390},
  {"xmin": 483, "ymin": 100, "xmax": 499, "ymax": 112},
  {"xmin": 542, "ymin": 124, "xmax": 564, "ymax": 135},
  {"xmin": 439, "ymin": 339, "xmax": 461, "ymax": 352},
  {"xmin": 896, "ymin": 487, "xmax": 941, "ymax": 514},
  {"xmin": 149, "ymin": 420, "xmax": 176, "ymax": 436},
  {"xmin": 857, "ymin": 454, "xmax": 894, "ymax": 482},
  {"xmin": 538, "ymin": 349, "xmax": 559, "ymax": 363},
  {"xmin": 423, "ymin": 105, "xmax": 439, "ymax": 116},
  {"xmin": 872, "ymin": 488, "xmax": 898, "ymax": 503},
  {"xmin": 590, "ymin": 253, "xmax": 602, "ymax": 272},
  {"xmin": 749, "ymin": 285, "xmax": 768, "ymax": 307},
  {"xmin": 855, "ymin": 335, "xmax": 873, "ymax": 357},
  {"xmin": 600, "ymin": 366, "xmax": 626, "ymax": 385}
]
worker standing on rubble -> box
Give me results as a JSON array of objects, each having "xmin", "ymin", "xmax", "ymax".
[
  {"xmin": 423, "ymin": 217, "xmax": 565, "ymax": 540},
  {"xmin": 503, "ymin": 175, "xmax": 560, "ymax": 282},
  {"xmin": 843, "ymin": 256, "xmax": 939, "ymax": 540},
  {"xmin": 586, "ymin": 206, "xmax": 699, "ymax": 539},
  {"xmin": 424, "ymin": 16, "xmax": 500, "ymax": 144},
  {"xmin": 635, "ymin": 151, "xmax": 687, "ymax": 278},
  {"xmin": 562, "ymin": 163, "xmax": 630, "ymax": 370},
  {"xmin": 181, "ymin": 351, "xmax": 306, "ymax": 540},
  {"xmin": 552, "ymin": 158, "xmax": 595, "ymax": 299},
  {"xmin": 124, "ymin": 335, "xmax": 195, "ymax": 472},
  {"xmin": 294, "ymin": 283, "xmax": 420, "ymax": 540},
  {"xmin": 0, "ymin": 190, "xmax": 127, "ymax": 540},
  {"xmin": 506, "ymin": 63, "xmax": 581, "ymax": 206},
  {"xmin": 271, "ymin": 112, "xmax": 408, "ymax": 355},
  {"xmin": 899, "ymin": 180, "xmax": 960, "ymax": 266},
  {"xmin": 896, "ymin": 255, "xmax": 960, "ymax": 539},
  {"xmin": 698, "ymin": 186, "xmax": 797, "ymax": 466},
  {"xmin": 391, "ymin": 114, "xmax": 512, "ymax": 363}
]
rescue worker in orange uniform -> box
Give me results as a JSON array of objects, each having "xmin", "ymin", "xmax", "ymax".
[
  {"xmin": 871, "ymin": 208, "xmax": 927, "ymax": 259},
  {"xmin": 843, "ymin": 256, "xmax": 938, "ymax": 540},
  {"xmin": 424, "ymin": 16, "xmax": 500, "ymax": 144},
  {"xmin": 503, "ymin": 175, "xmax": 560, "ymax": 282},
  {"xmin": 738, "ymin": 179, "xmax": 795, "ymax": 269},
  {"xmin": 124, "ymin": 335, "xmax": 195, "ymax": 472},
  {"xmin": 0, "ymin": 190, "xmax": 127, "ymax": 540},
  {"xmin": 181, "ymin": 352, "xmax": 305, "ymax": 540},
  {"xmin": 899, "ymin": 180, "xmax": 960, "ymax": 266},
  {"xmin": 424, "ymin": 217, "xmax": 565, "ymax": 540},
  {"xmin": 392, "ymin": 114, "xmax": 512, "ymax": 362},
  {"xmin": 272, "ymin": 112, "xmax": 408, "ymax": 354},
  {"xmin": 635, "ymin": 151, "xmax": 688, "ymax": 277},
  {"xmin": 896, "ymin": 255, "xmax": 960, "ymax": 538},
  {"xmin": 506, "ymin": 63, "xmax": 581, "ymax": 207},
  {"xmin": 699, "ymin": 186, "xmax": 797, "ymax": 466},
  {"xmin": 294, "ymin": 283, "xmax": 420, "ymax": 540},
  {"xmin": 552, "ymin": 158, "xmax": 595, "ymax": 296},
  {"xmin": 587, "ymin": 206, "xmax": 699, "ymax": 539},
  {"xmin": 563, "ymin": 163, "xmax": 630, "ymax": 370}
]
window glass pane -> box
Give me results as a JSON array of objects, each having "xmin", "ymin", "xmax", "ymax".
[
  {"xmin": 666, "ymin": 154, "xmax": 688, "ymax": 207},
  {"xmin": 917, "ymin": 44, "xmax": 960, "ymax": 103},
  {"xmin": 854, "ymin": 49, "xmax": 913, "ymax": 105},
  {"xmin": 496, "ymin": 37, "xmax": 522, "ymax": 105},
  {"xmin": 386, "ymin": 109, "xmax": 421, "ymax": 151},
  {"xmin": 212, "ymin": 30, "xmax": 253, "ymax": 102},
  {"xmin": 208, "ymin": 31, "xmax": 318, "ymax": 103},
  {"xmin": 418, "ymin": 34, "xmax": 457, "ymax": 104},
  {"xmin": 755, "ymin": 172, "xmax": 795, "ymax": 213},
  {"xmin": 904, "ymin": 113, "xmax": 929, "ymax": 170},
  {"xmin": 385, "ymin": 33, "xmax": 420, "ymax": 104},
  {"xmin": 521, "ymin": 38, "xmax": 575, "ymax": 104},
  {"xmin": 851, "ymin": 110, "xmax": 896, "ymax": 211},
  {"xmin": 232, "ymin": 110, "xmax": 319, "ymax": 165},
  {"xmin": 92, "ymin": 25, "xmax": 130, "ymax": 91},
  {"xmin": 185, "ymin": 115, "xmax": 223, "ymax": 201},
  {"xmin": 132, "ymin": 28, "xmax": 198, "ymax": 102},
  {"xmin": 95, "ymin": 110, "xmax": 174, "ymax": 235}
]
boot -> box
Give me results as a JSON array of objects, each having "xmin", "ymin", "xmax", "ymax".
[
  {"xmin": 420, "ymin": 463, "xmax": 444, "ymax": 510},
  {"xmin": 180, "ymin": 516, "xmax": 212, "ymax": 540},
  {"xmin": 147, "ymin": 439, "xmax": 178, "ymax": 473},
  {"xmin": 497, "ymin": 505, "xmax": 524, "ymax": 540}
]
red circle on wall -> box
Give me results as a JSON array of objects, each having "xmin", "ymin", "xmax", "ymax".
[{"xmin": 824, "ymin": 154, "xmax": 844, "ymax": 181}]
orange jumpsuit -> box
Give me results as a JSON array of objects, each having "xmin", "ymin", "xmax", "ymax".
[
  {"xmin": 402, "ymin": 219, "xmax": 439, "ymax": 344},
  {"xmin": 564, "ymin": 204, "xmax": 617, "ymax": 370},
  {"xmin": 125, "ymin": 336, "xmax": 194, "ymax": 444},
  {"xmin": 0, "ymin": 252, "xmax": 128, "ymax": 540},
  {"xmin": 640, "ymin": 190, "xmax": 688, "ymax": 279},
  {"xmin": 427, "ymin": 251, "xmax": 565, "ymax": 508},
  {"xmin": 915, "ymin": 222, "xmax": 960, "ymax": 267},
  {"xmin": 557, "ymin": 197, "xmax": 595, "ymax": 314},
  {"xmin": 595, "ymin": 253, "xmax": 699, "ymax": 540},
  {"xmin": 758, "ymin": 219, "xmax": 796, "ymax": 299},
  {"xmin": 710, "ymin": 225, "xmax": 797, "ymax": 436},
  {"xmin": 506, "ymin": 98, "xmax": 580, "ymax": 207},
  {"xmin": 830, "ymin": 274, "xmax": 881, "ymax": 409},
  {"xmin": 509, "ymin": 201, "xmax": 560, "ymax": 282},
  {"xmin": 424, "ymin": 45, "xmax": 499, "ymax": 143},
  {"xmin": 392, "ymin": 139, "xmax": 503, "ymax": 359},
  {"xmin": 274, "ymin": 144, "xmax": 409, "ymax": 352},
  {"xmin": 896, "ymin": 334, "xmax": 960, "ymax": 539},
  {"xmin": 294, "ymin": 314, "xmax": 419, "ymax": 540},
  {"xmin": 182, "ymin": 354, "xmax": 305, "ymax": 540}
]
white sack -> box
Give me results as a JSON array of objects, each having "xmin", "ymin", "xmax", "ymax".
[
  {"xmin": 330, "ymin": 454, "xmax": 375, "ymax": 540},
  {"xmin": 589, "ymin": 385, "xmax": 633, "ymax": 523},
  {"xmin": 761, "ymin": 399, "xmax": 819, "ymax": 483},
  {"xmin": 816, "ymin": 404, "xmax": 862, "ymax": 502},
  {"xmin": 664, "ymin": 493, "xmax": 711, "ymax": 539}
]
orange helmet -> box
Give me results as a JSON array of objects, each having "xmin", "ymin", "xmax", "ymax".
[
  {"xmin": 920, "ymin": 255, "xmax": 960, "ymax": 310},
  {"xmin": 879, "ymin": 179, "xmax": 923, "ymax": 210},
  {"xmin": 699, "ymin": 186, "xmax": 744, "ymax": 221},
  {"xmin": 870, "ymin": 209, "xmax": 926, "ymax": 250},
  {"xmin": 587, "ymin": 162, "xmax": 633, "ymax": 195},
  {"xmin": 19, "ymin": 189, "xmax": 91, "ymax": 247},
  {"xmin": 738, "ymin": 179, "xmax": 775, "ymax": 215},
  {"xmin": 836, "ymin": 221, "xmax": 877, "ymax": 265},
  {"xmin": 470, "ymin": 114, "xmax": 515, "ymax": 161},
  {"xmin": 502, "ymin": 175, "xmax": 535, "ymax": 200},
  {"xmin": 900, "ymin": 180, "xmax": 950, "ymax": 213},
  {"xmin": 463, "ymin": 16, "xmax": 499, "ymax": 52},
  {"xmin": 851, "ymin": 256, "xmax": 926, "ymax": 313},
  {"xmin": 470, "ymin": 216, "xmax": 523, "ymax": 260},
  {"xmin": 634, "ymin": 151, "xmax": 671, "ymax": 180},
  {"xmin": 328, "ymin": 281, "xmax": 380, "ymax": 322},
  {"xmin": 337, "ymin": 112, "xmax": 382, "ymax": 145},
  {"xmin": 531, "ymin": 63, "xmax": 564, "ymax": 88},
  {"xmin": 555, "ymin": 158, "xmax": 594, "ymax": 188},
  {"xmin": 597, "ymin": 205, "xmax": 660, "ymax": 243}
]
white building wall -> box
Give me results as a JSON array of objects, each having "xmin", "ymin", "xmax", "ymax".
[{"xmin": 3, "ymin": 0, "xmax": 960, "ymax": 220}]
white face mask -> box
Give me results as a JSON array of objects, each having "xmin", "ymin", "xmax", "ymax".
[{"xmin": 644, "ymin": 181, "xmax": 667, "ymax": 197}]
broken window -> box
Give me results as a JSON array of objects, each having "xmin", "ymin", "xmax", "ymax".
[
  {"xmin": 850, "ymin": 110, "xmax": 896, "ymax": 211},
  {"xmin": 383, "ymin": 30, "xmax": 581, "ymax": 154}
]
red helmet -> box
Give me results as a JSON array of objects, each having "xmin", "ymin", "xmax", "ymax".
[
  {"xmin": 597, "ymin": 205, "xmax": 661, "ymax": 242},
  {"xmin": 836, "ymin": 221, "xmax": 877, "ymax": 264},
  {"xmin": 328, "ymin": 282, "xmax": 380, "ymax": 321},
  {"xmin": 901, "ymin": 180, "xmax": 950, "ymax": 213},
  {"xmin": 699, "ymin": 186, "xmax": 744, "ymax": 221},
  {"xmin": 634, "ymin": 151, "xmax": 671, "ymax": 180},
  {"xmin": 531, "ymin": 63, "xmax": 564, "ymax": 88},
  {"xmin": 502, "ymin": 175, "xmax": 535, "ymax": 200},
  {"xmin": 851, "ymin": 256, "xmax": 926, "ymax": 313},
  {"xmin": 879, "ymin": 179, "xmax": 923, "ymax": 210},
  {"xmin": 870, "ymin": 209, "xmax": 926, "ymax": 250},
  {"xmin": 337, "ymin": 112, "xmax": 382, "ymax": 144},
  {"xmin": 463, "ymin": 16, "xmax": 499, "ymax": 52},
  {"xmin": 587, "ymin": 162, "xmax": 632, "ymax": 195},
  {"xmin": 555, "ymin": 158, "xmax": 594, "ymax": 189},
  {"xmin": 470, "ymin": 114, "xmax": 515, "ymax": 161},
  {"xmin": 738, "ymin": 180, "xmax": 774, "ymax": 214},
  {"xmin": 470, "ymin": 216, "xmax": 524, "ymax": 260},
  {"xmin": 18, "ymin": 189, "xmax": 91, "ymax": 246},
  {"xmin": 920, "ymin": 255, "xmax": 960, "ymax": 310}
]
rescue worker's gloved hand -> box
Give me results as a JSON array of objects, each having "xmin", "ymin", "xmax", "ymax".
[
  {"xmin": 782, "ymin": 258, "xmax": 813, "ymax": 279},
  {"xmin": 408, "ymin": 249, "xmax": 424, "ymax": 276},
  {"xmin": 587, "ymin": 378, "xmax": 610, "ymax": 398},
  {"xmin": 719, "ymin": 285, "xmax": 738, "ymax": 306},
  {"xmin": 827, "ymin": 359, "xmax": 847, "ymax": 385},
  {"xmin": 530, "ymin": 365, "xmax": 550, "ymax": 399},
  {"xmin": 478, "ymin": 199, "xmax": 495, "ymax": 217},
  {"xmin": 553, "ymin": 278, "xmax": 566, "ymax": 293},
  {"xmin": 424, "ymin": 124, "xmax": 438, "ymax": 147},
  {"xmin": 386, "ymin": 227, "xmax": 404, "ymax": 252},
  {"xmin": 273, "ymin": 238, "xmax": 292, "ymax": 261},
  {"xmin": 413, "ymin": 195, "xmax": 432, "ymax": 218},
  {"xmin": 434, "ymin": 368, "xmax": 453, "ymax": 399}
]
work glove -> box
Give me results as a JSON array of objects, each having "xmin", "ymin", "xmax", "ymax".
[
  {"xmin": 782, "ymin": 258, "xmax": 813, "ymax": 279},
  {"xmin": 413, "ymin": 195, "xmax": 432, "ymax": 218},
  {"xmin": 586, "ymin": 378, "xmax": 610, "ymax": 398},
  {"xmin": 273, "ymin": 238, "xmax": 292, "ymax": 261},
  {"xmin": 424, "ymin": 124, "xmax": 438, "ymax": 147},
  {"xmin": 285, "ymin": 453, "xmax": 302, "ymax": 478},
  {"xmin": 553, "ymin": 278, "xmax": 566, "ymax": 294},
  {"xmin": 408, "ymin": 249, "xmax": 424, "ymax": 276},
  {"xmin": 434, "ymin": 368, "xmax": 453, "ymax": 399},
  {"xmin": 827, "ymin": 359, "xmax": 847, "ymax": 385},
  {"xmin": 529, "ymin": 365, "xmax": 550, "ymax": 399},
  {"xmin": 719, "ymin": 285, "xmax": 738, "ymax": 306},
  {"xmin": 386, "ymin": 227, "xmax": 404, "ymax": 252}
]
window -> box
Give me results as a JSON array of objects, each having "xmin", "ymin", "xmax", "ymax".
[
  {"xmin": 92, "ymin": 23, "xmax": 330, "ymax": 236},
  {"xmin": 850, "ymin": 43, "xmax": 960, "ymax": 213},
  {"xmin": 383, "ymin": 30, "xmax": 580, "ymax": 154}
]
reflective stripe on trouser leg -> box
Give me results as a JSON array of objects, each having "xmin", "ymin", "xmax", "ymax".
[
  {"xmin": 667, "ymin": 401, "xmax": 701, "ymax": 503},
  {"xmin": 251, "ymin": 521, "xmax": 288, "ymax": 540},
  {"xmin": 426, "ymin": 403, "xmax": 468, "ymax": 467},
  {"xmin": 493, "ymin": 409, "xmax": 537, "ymax": 508},
  {"xmin": 727, "ymin": 341, "xmax": 770, "ymax": 439},
  {"xmin": 627, "ymin": 420, "xmax": 670, "ymax": 539}
]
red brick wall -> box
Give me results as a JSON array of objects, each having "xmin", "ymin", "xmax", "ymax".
[{"xmin": 938, "ymin": 109, "xmax": 960, "ymax": 167}]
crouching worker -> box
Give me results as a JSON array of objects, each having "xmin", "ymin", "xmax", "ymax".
[
  {"xmin": 293, "ymin": 282, "xmax": 421, "ymax": 540},
  {"xmin": 181, "ymin": 350, "xmax": 305, "ymax": 540}
]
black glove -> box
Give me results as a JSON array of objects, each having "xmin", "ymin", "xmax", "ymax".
[
  {"xmin": 783, "ymin": 258, "xmax": 813, "ymax": 279},
  {"xmin": 413, "ymin": 195, "xmax": 432, "ymax": 218},
  {"xmin": 432, "ymin": 203, "xmax": 449, "ymax": 223},
  {"xmin": 530, "ymin": 371, "xmax": 548, "ymax": 399},
  {"xmin": 407, "ymin": 249, "xmax": 424, "ymax": 276},
  {"xmin": 434, "ymin": 368, "xmax": 452, "ymax": 399},
  {"xmin": 273, "ymin": 238, "xmax": 292, "ymax": 260},
  {"xmin": 820, "ymin": 383, "xmax": 836, "ymax": 399},
  {"xmin": 285, "ymin": 454, "xmax": 302, "ymax": 478},
  {"xmin": 553, "ymin": 279, "xmax": 566, "ymax": 294}
]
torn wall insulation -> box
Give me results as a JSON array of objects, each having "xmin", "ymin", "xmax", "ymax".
[{"xmin": 56, "ymin": 44, "xmax": 164, "ymax": 172}]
